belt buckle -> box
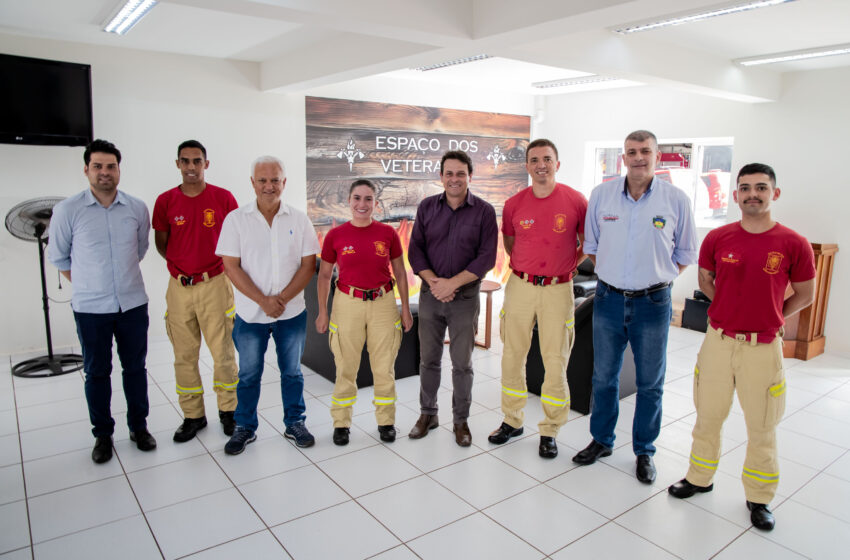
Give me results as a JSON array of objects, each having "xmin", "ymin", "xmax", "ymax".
[
  {"xmin": 362, "ymin": 289, "xmax": 375, "ymax": 301},
  {"xmin": 623, "ymin": 289, "xmax": 637, "ymax": 297},
  {"xmin": 735, "ymin": 333, "xmax": 746, "ymax": 341},
  {"xmin": 533, "ymin": 275, "xmax": 546, "ymax": 286},
  {"xmin": 180, "ymin": 275, "xmax": 193, "ymax": 287}
]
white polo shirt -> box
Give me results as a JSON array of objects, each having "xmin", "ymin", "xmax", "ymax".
[{"xmin": 216, "ymin": 199, "xmax": 320, "ymax": 324}]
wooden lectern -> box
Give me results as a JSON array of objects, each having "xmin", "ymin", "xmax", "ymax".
[{"xmin": 783, "ymin": 243, "xmax": 838, "ymax": 360}]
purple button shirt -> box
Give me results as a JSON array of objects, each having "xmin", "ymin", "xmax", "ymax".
[{"xmin": 408, "ymin": 190, "xmax": 498, "ymax": 281}]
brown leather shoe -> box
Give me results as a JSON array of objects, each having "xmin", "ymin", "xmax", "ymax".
[
  {"xmin": 409, "ymin": 414, "xmax": 438, "ymax": 439},
  {"xmin": 453, "ymin": 422, "xmax": 472, "ymax": 447}
]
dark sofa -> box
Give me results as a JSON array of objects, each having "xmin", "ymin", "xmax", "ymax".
[{"xmin": 302, "ymin": 261, "xmax": 420, "ymax": 388}]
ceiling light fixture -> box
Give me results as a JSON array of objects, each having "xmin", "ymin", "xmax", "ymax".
[
  {"xmin": 413, "ymin": 54, "xmax": 491, "ymax": 72},
  {"xmin": 532, "ymin": 75, "xmax": 618, "ymax": 89},
  {"xmin": 735, "ymin": 43, "xmax": 850, "ymax": 66},
  {"xmin": 613, "ymin": 0, "xmax": 795, "ymax": 34},
  {"xmin": 103, "ymin": 0, "xmax": 158, "ymax": 35}
]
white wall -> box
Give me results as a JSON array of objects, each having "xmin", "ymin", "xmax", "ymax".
[
  {"xmin": 0, "ymin": 33, "xmax": 534, "ymax": 355},
  {"xmin": 539, "ymin": 66, "xmax": 850, "ymax": 355}
]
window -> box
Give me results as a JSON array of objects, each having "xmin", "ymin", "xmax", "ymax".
[{"xmin": 588, "ymin": 137, "xmax": 734, "ymax": 228}]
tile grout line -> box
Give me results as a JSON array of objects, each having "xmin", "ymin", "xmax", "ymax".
[{"xmin": 9, "ymin": 368, "xmax": 37, "ymax": 560}]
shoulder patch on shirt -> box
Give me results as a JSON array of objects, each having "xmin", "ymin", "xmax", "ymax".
[
  {"xmin": 652, "ymin": 215, "xmax": 666, "ymax": 229},
  {"xmin": 764, "ymin": 251, "xmax": 784, "ymax": 274}
]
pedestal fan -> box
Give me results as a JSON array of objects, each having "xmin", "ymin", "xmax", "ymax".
[{"xmin": 5, "ymin": 197, "xmax": 83, "ymax": 377}]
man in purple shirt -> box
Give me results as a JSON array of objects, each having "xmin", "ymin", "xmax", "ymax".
[{"xmin": 408, "ymin": 150, "xmax": 498, "ymax": 446}]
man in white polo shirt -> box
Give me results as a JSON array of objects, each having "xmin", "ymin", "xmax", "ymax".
[{"xmin": 216, "ymin": 155, "xmax": 320, "ymax": 454}]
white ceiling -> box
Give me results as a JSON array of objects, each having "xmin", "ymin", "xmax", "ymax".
[{"xmin": 1, "ymin": 0, "xmax": 849, "ymax": 101}]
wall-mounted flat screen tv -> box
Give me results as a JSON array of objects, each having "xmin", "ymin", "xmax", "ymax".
[{"xmin": 0, "ymin": 54, "xmax": 93, "ymax": 147}]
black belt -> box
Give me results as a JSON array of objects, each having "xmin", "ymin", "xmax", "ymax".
[
  {"xmin": 512, "ymin": 269, "xmax": 574, "ymax": 286},
  {"xmin": 337, "ymin": 279, "xmax": 394, "ymax": 301},
  {"xmin": 600, "ymin": 280, "xmax": 670, "ymax": 298}
]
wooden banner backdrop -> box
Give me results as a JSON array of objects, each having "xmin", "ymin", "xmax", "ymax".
[{"xmin": 306, "ymin": 96, "xmax": 531, "ymax": 293}]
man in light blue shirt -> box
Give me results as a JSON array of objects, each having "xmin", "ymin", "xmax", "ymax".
[
  {"xmin": 573, "ymin": 130, "xmax": 698, "ymax": 484},
  {"xmin": 48, "ymin": 139, "xmax": 156, "ymax": 464}
]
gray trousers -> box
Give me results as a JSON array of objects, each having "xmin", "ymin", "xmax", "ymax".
[{"xmin": 417, "ymin": 282, "xmax": 480, "ymax": 423}]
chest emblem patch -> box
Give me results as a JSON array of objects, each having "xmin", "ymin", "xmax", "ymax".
[
  {"xmin": 602, "ymin": 214, "xmax": 619, "ymax": 222},
  {"xmin": 374, "ymin": 241, "xmax": 388, "ymax": 257},
  {"xmin": 553, "ymin": 214, "xmax": 567, "ymax": 233},
  {"xmin": 519, "ymin": 218, "xmax": 535, "ymax": 230},
  {"xmin": 202, "ymin": 209, "xmax": 216, "ymax": 228},
  {"xmin": 341, "ymin": 245, "xmax": 356, "ymax": 256},
  {"xmin": 173, "ymin": 215, "xmax": 186, "ymax": 226},
  {"xmin": 652, "ymin": 216, "xmax": 666, "ymax": 229},
  {"xmin": 721, "ymin": 251, "xmax": 741, "ymax": 264},
  {"xmin": 764, "ymin": 251, "xmax": 784, "ymax": 274}
]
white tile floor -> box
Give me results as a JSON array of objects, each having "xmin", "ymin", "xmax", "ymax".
[{"xmin": 2, "ymin": 326, "xmax": 850, "ymax": 559}]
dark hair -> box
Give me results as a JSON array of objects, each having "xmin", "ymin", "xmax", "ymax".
[
  {"xmin": 737, "ymin": 163, "xmax": 776, "ymax": 185},
  {"xmin": 440, "ymin": 150, "xmax": 473, "ymax": 175},
  {"xmin": 624, "ymin": 130, "xmax": 658, "ymax": 148},
  {"xmin": 84, "ymin": 139, "xmax": 121, "ymax": 165},
  {"xmin": 349, "ymin": 179, "xmax": 377, "ymax": 196},
  {"xmin": 526, "ymin": 138, "xmax": 558, "ymax": 161},
  {"xmin": 177, "ymin": 139, "xmax": 207, "ymax": 159}
]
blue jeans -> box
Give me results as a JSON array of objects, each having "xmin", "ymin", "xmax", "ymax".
[
  {"xmin": 232, "ymin": 311, "xmax": 307, "ymax": 432},
  {"xmin": 589, "ymin": 282, "xmax": 672, "ymax": 456},
  {"xmin": 74, "ymin": 304, "xmax": 150, "ymax": 437}
]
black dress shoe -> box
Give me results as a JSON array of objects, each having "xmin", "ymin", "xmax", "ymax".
[
  {"xmin": 130, "ymin": 429, "xmax": 157, "ymax": 451},
  {"xmin": 747, "ymin": 501, "xmax": 775, "ymax": 531},
  {"xmin": 409, "ymin": 414, "xmax": 438, "ymax": 439},
  {"xmin": 572, "ymin": 440, "xmax": 612, "ymax": 465},
  {"xmin": 488, "ymin": 422, "xmax": 524, "ymax": 444},
  {"xmin": 539, "ymin": 436, "xmax": 558, "ymax": 458},
  {"xmin": 378, "ymin": 425, "xmax": 396, "ymax": 443},
  {"xmin": 636, "ymin": 454, "xmax": 656, "ymax": 484},
  {"xmin": 219, "ymin": 410, "xmax": 235, "ymax": 436},
  {"xmin": 668, "ymin": 478, "xmax": 713, "ymax": 499},
  {"xmin": 92, "ymin": 436, "xmax": 113, "ymax": 464},
  {"xmin": 173, "ymin": 416, "xmax": 207, "ymax": 443},
  {"xmin": 333, "ymin": 427, "xmax": 350, "ymax": 446}
]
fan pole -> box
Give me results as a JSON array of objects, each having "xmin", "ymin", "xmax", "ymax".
[{"xmin": 36, "ymin": 225, "xmax": 55, "ymax": 359}]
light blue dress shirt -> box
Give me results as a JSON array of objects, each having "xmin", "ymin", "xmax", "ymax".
[
  {"xmin": 583, "ymin": 176, "xmax": 698, "ymax": 290},
  {"xmin": 48, "ymin": 189, "xmax": 150, "ymax": 313}
]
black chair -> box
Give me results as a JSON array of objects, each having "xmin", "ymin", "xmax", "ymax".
[
  {"xmin": 302, "ymin": 260, "xmax": 420, "ymax": 388},
  {"xmin": 525, "ymin": 294, "xmax": 637, "ymax": 414}
]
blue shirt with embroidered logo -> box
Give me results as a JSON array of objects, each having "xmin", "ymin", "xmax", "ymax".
[
  {"xmin": 583, "ymin": 176, "xmax": 697, "ymax": 290},
  {"xmin": 48, "ymin": 189, "xmax": 150, "ymax": 314}
]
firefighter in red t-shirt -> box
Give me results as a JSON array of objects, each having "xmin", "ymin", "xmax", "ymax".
[
  {"xmin": 152, "ymin": 140, "xmax": 240, "ymax": 442},
  {"xmin": 315, "ymin": 180, "xmax": 413, "ymax": 446},
  {"xmin": 668, "ymin": 163, "xmax": 816, "ymax": 532}
]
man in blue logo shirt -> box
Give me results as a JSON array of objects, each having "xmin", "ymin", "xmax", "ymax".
[{"xmin": 573, "ymin": 130, "xmax": 698, "ymax": 483}]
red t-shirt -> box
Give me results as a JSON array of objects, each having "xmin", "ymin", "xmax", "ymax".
[
  {"xmin": 502, "ymin": 183, "xmax": 588, "ymax": 276},
  {"xmin": 321, "ymin": 221, "xmax": 403, "ymax": 290},
  {"xmin": 700, "ymin": 222, "xmax": 816, "ymax": 336},
  {"xmin": 152, "ymin": 184, "xmax": 238, "ymax": 278}
]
